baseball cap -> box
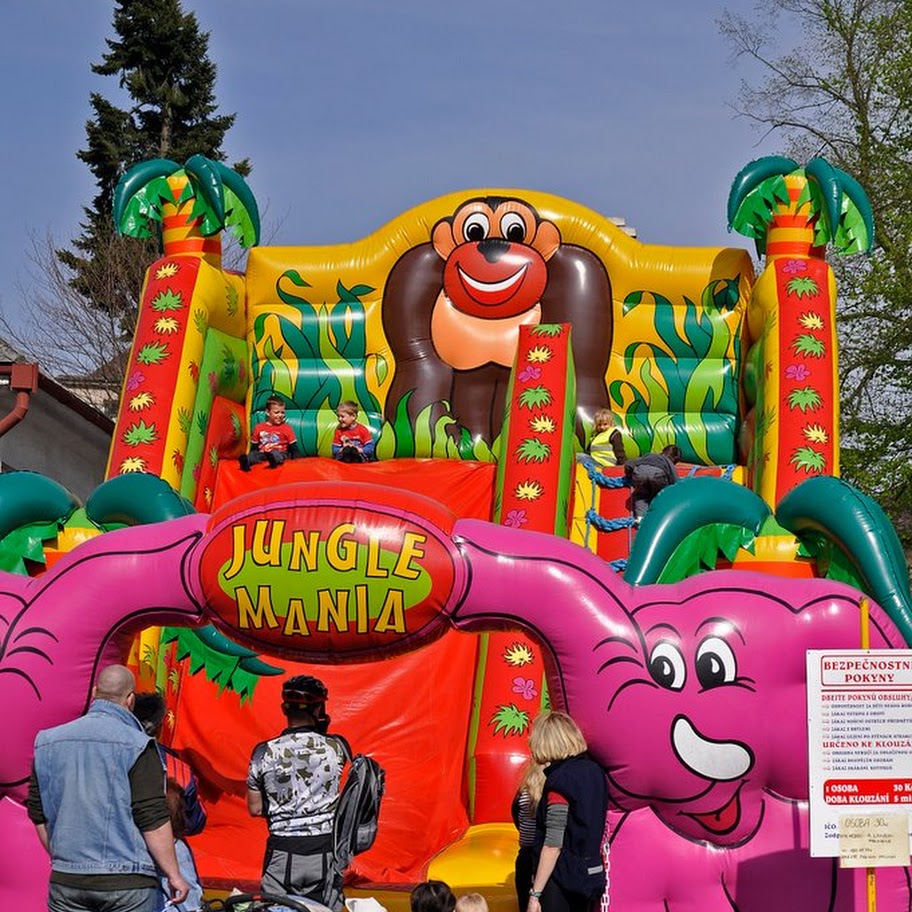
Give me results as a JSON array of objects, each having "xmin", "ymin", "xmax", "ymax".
[{"xmin": 282, "ymin": 675, "xmax": 328, "ymax": 706}]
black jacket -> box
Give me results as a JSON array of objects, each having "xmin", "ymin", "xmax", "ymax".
[{"xmin": 534, "ymin": 754, "xmax": 608, "ymax": 898}]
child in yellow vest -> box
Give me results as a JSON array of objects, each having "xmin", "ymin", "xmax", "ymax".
[{"xmin": 586, "ymin": 409, "xmax": 627, "ymax": 467}]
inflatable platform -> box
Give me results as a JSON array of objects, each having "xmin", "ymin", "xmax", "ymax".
[{"xmin": 4, "ymin": 153, "xmax": 912, "ymax": 912}]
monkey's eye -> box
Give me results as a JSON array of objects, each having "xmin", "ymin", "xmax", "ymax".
[
  {"xmin": 463, "ymin": 213, "xmax": 490, "ymax": 242},
  {"xmin": 648, "ymin": 642, "xmax": 686, "ymax": 691},
  {"xmin": 695, "ymin": 637, "xmax": 737, "ymax": 689},
  {"xmin": 500, "ymin": 212, "xmax": 527, "ymax": 243}
]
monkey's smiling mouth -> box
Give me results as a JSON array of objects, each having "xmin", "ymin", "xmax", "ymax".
[{"xmin": 457, "ymin": 263, "xmax": 528, "ymax": 304}]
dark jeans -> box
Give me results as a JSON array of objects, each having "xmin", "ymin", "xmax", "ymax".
[
  {"xmin": 515, "ymin": 845, "xmax": 536, "ymax": 912},
  {"xmin": 540, "ymin": 878, "xmax": 593, "ymax": 912},
  {"xmin": 248, "ymin": 449, "xmax": 287, "ymax": 467},
  {"xmin": 48, "ymin": 882, "xmax": 155, "ymax": 912}
]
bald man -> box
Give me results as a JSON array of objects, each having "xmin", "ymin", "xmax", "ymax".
[{"xmin": 28, "ymin": 665, "xmax": 189, "ymax": 912}]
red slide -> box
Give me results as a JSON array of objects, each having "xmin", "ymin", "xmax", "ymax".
[{"xmin": 168, "ymin": 457, "xmax": 497, "ymax": 890}]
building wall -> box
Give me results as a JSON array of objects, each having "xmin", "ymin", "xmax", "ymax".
[{"xmin": 0, "ymin": 382, "xmax": 113, "ymax": 502}]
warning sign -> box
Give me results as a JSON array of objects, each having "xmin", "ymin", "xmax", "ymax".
[{"xmin": 807, "ymin": 649, "xmax": 912, "ymax": 860}]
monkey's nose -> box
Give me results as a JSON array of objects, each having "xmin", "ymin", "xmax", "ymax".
[{"xmin": 477, "ymin": 238, "xmax": 509, "ymax": 263}]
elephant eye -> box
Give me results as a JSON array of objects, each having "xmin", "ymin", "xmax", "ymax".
[
  {"xmin": 463, "ymin": 213, "xmax": 490, "ymax": 242},
  {"xmin": 696, "ymin": 637, "xmax": 737, "ymax": 689},
  {"xmin": 500, "ymin": 212, "xmax": 527, "ymax": 242},
  {"xmin": 648, "ymin": 642, "xmax": 686, "ymax": 690}
]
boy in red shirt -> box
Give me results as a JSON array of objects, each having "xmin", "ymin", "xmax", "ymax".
[
  {"xmin": 239, "ymin": 395, "xmax": 301, "ymax": 470},
  {"xmin": 332, "ymin": 400, "xmax": 375, "ymax": 463}
]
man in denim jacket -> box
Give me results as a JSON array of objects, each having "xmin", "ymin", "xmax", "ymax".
[{"xmin": 28, "ymin": 665, "xmax": 189, "ymax": 912}]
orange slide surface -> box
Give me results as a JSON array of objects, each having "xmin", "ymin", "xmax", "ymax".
[{"xmin": 171, "ymin": 457, "xmax": 497, "ymax": 890}]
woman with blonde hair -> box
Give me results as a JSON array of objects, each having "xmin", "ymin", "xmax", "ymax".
[{"xmin": 526, "ymin": 712, "xmax": 607, "ymax": 912}]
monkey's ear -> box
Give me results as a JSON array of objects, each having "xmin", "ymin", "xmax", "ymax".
[
  {"xmin": 532, "ymin": 220, "xmax": 561, "ymax": 260},
  {"xmin": 432, "ymin": 218, "xmax": 458, "ymax": 259}
]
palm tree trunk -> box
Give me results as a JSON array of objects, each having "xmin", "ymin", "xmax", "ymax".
[
  {"xmin": 160, "ymin": 174, "xmax": 222, "ymax": 267},
  {"xmin": 748, "ymin": 175, "xmax": 839, "ymax": 507}
]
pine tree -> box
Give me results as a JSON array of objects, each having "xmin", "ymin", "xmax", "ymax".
[{"xmin": 58, "ymin": 0, "xmax": 244, "ymax": 326}]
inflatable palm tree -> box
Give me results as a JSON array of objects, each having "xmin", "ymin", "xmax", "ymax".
[
  {"xmin": 114, "ymin": 154, "xmax": 260, "ymax": 266},
  {"xmin": 727, "ymin": 156, "xmax": 874, "ymax": 507}
]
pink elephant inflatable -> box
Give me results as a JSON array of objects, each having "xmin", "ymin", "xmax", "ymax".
[
  {"xmin": 451, "ymin": 519, "xmax": 912, "ymax": 912},
  {"xmin": 4, "ymin": 485, "xmax": 911, "ymax": 912}
]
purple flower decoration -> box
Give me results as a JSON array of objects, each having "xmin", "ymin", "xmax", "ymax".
[
  {"xmin": 208, "ymin": 371, "xmax": 219, "ymax": 393},
  {"xmin": 126, "ymin": 370, "xmax": 146, "ymax": 392},
  {"xmin": 512, "ymin": 676, "xmax": 539, "ymax": 700},
  {"xmin": 518, "ymin": 365, "xmax": 542, "ymax": 383},
  {"xmin": 785, "ymin": 363, "xmax": 811, "ymax": 382},
  {"xmin": 504, "ymin": 508, "xmax": 528, "ymax": 528},
  {"xmin": 781, "ymin": 259, "xmax": 808, "ymax": 275}
]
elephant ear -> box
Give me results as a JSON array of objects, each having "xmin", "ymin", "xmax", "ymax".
[
  {"xmin": 776, "ymin": 476, "xmax": 912, "ymax": 643},
  {"xmin": 0, "ymin": 515, "xmax": 208, "ymax": 800},
  {"xmin": 451, "ymin": 518, "xmax": 639, "ymax": 708}
]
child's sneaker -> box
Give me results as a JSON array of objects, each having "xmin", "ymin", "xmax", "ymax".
[{"xmin": 239, "ymin": 454, "xmax": 251, "ymax": 472}]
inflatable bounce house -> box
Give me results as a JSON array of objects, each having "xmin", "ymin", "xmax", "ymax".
[{"xmin": 4, "ymin": 151, "xmax": 912, "ymax": 911}]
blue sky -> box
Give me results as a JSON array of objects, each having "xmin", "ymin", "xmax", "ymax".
[{"xmin": 0, "ymin": 1, "xmax": 783, "ymax": 331}]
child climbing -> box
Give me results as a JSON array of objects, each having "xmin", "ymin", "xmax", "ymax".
[{"xmin": 624, "ymin": 444, "xmax": 681, "ymax": 523}]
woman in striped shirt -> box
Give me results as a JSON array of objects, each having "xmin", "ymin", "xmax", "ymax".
[{"xmin": 512, "ymin": 760, "xmax": 545, "ymax": 912}]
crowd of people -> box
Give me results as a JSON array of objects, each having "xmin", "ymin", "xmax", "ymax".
[{"xmin": 29, "ymin": 664, "xmax": 607, "ymax": 912}]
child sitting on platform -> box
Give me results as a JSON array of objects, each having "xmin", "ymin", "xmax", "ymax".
[
  {"xmin": 332, "ymin": 400, "xmax": 376, "ymax": 463},
  {"xmin": 239, "ymin": 395, "xmax": 301, "ymax": 470}
]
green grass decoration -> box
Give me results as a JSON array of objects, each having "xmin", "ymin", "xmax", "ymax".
[
  {"xmin": 787, "ymin": 386, "xmax": 823, "ymax": 413},
  {"xmin": 377, "ymin": 393, "xmax": 417, "ymax": 459},
  {"xmin": 515, "ymin": 437, "xmax": 551, "ymax": 463},
  {"xmin": 251, "ymin": 273, "xmax": 383, "ymax": 455},
  {"xmin": 152, "ymin": 289, "xmax": 182, "ymax": 312},
  {"xmin": 791, "ymin": 333, "xmax": 825, "ymax": 357},
  {"xmin": 656, "ymin": 522, "xmax": 758, "ymax": 584},
  {"xmin": 490, "ymin": 704, "xmax": 531, "ymax": 736},
  {"xmin": 609, "ymin": 277, "xmax": 743, "ymax": 465},
  {"xmin": 375, "ymin": 392, "xmax": 496, "ymax": 461},
  {"xmin": 136, "ymin": 341, "xmax": 169, "ymax": 365},
  {"xmin": 123, "ymin": 420, "xmax": 157, "ymax": 447},
  {"xmin": 790, "ymin": 445, "xmax": 827, "ymax": 473}
]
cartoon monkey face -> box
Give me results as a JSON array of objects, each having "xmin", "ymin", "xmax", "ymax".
[{"xmin": 431, "ymin": 198, "xmax": 561, "ymax": 319}]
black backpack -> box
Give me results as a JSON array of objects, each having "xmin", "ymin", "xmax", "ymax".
[{"xmin": 333, "ymin": 751, "xmax": 386, "ymax": 869}]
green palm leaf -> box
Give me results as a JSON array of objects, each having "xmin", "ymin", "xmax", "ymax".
[{"xmin": 113, "ymin": 158, "xmax": 182, "ymax": 235}]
